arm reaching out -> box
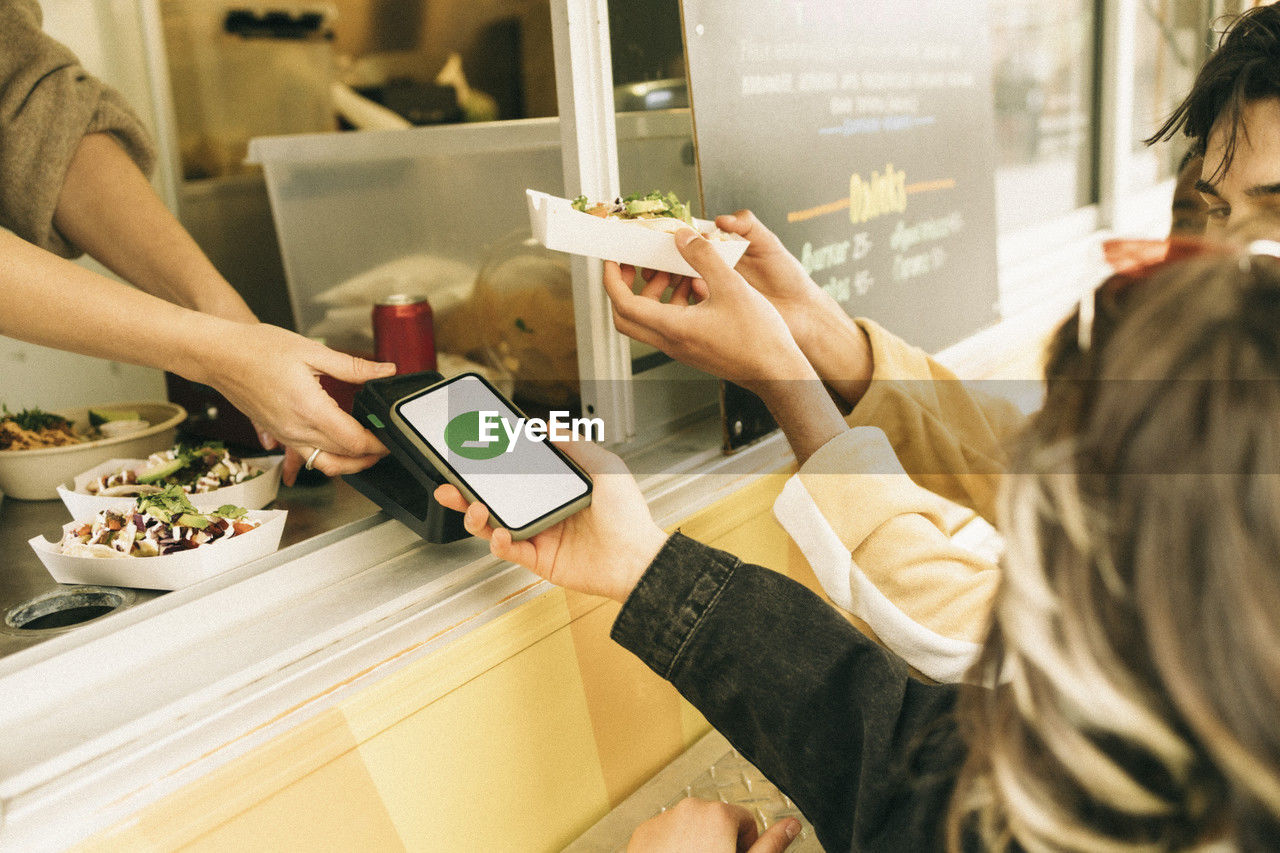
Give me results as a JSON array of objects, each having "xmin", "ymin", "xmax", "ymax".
[
  {"xmin": 0, "ymin": 226, "xmax": 394, "ymax": 482},
  {"xmin": 0, "ymin": 9, "xmax": 396, "ymax": 477},
  {"xmin": 53, "ymin": 133, "xmax": 259, "ymax": 325},
  {"xmin": 715, "ymin": 211, "xmax": 875, "ymax": 409},
  {"xmin": 433, "ymin": 442, "xmax": 963, "ymax": 852},
  {"xmin": 719, "ymin": 212, "xmax": 1025, "ymax": 521},
  {"xmin": 603, "ymin": 229, "xmax": 848, "ymax": 465}
]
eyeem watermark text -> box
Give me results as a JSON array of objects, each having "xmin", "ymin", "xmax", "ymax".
[{"xmin": 476, "ymin": 411, "xmax": 603, "ymax": 451}]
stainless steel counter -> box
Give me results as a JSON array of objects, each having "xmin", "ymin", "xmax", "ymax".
[{"xmin": 0, "ymin": 475, "xmax": 379, "ymax": 658}]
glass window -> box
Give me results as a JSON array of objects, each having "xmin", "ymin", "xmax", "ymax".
[
  {"xmin": 989, "ymin": 0, "xmax": 1098, "ymax": 230},
  {"xmin": 1130, "ymin": 0, "xmax": 1212, "ymax": 190},
  {"xmin": 1129, "ymin": 0, "xmax": 1270, "ymax": 192}
]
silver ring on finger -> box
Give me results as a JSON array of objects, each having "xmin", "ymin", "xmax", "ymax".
[{"xmin": 304, "ymin": 447, "xmax": 322, "ymax": 471}]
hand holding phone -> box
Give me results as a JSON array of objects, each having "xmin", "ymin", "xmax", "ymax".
[
  {"xmin": 390, "ymin": 373, "xmax": 593, "ymax": 540},
  {"xmin": 432, "ymin": 438, "xmax": 668, "ymax": 603}
]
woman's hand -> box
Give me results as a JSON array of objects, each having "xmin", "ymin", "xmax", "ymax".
[
  {"xmin": 714, "ymin": 210, "xmax": 832, "ymax": 346},
  {"xmin": 627, "ymin": 798, "xmax": 800, "ymax": 853},
  {"xmin": 433, "ymin": 440, "xmax": 666, "ymax": 603},
  {"xmin": 603, "ymin": 229, "xmax": 815, "ymax": 392},
  {"xmin": 607, "ymin": 229, "xmax": 848, "ymax": 462},
  {"xmin": 49, "ymin": 133, "xmax": 399, "ymax": 481},
  {"xmin": 719, "ymin": 211, "xmax": 873, "ymax": 408},
  {"xmin": 196, "ymin": 322, "xmax": 396, "ymax": 484}
]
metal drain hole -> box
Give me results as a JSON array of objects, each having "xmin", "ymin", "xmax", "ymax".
[{"xmin": 5, "ymin": 587, "xmax": 133, "ymax": 632}]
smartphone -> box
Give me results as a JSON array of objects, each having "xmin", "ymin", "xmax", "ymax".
[{"xmin": 389, "ymin": 373, "xmax": 593, "ymax": 540}]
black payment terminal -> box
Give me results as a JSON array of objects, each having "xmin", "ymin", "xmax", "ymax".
[{"xmin": 343, "ymin": 371, "xmax": 467, "ymax": 544}]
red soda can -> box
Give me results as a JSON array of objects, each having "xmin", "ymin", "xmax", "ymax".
[{"xmin": 373, "ymin": 294, "xmax": 437, "ymax": 373}]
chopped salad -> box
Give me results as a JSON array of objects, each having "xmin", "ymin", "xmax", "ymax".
[
  {"xmin": 572, "ymin": 189, "xmax": 696, "ymax": 225},
  {"xmin": 86, "ymin": 441, "xmax": 263, "ymax": 496},
  {"xmin": 60, "ymin": 486, "xmax": 262, "ymax": 558}
]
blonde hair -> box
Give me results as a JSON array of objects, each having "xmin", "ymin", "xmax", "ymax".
[{"xmin": 948, "ymin": 253, "xmax": 1280, "ymax": 851}]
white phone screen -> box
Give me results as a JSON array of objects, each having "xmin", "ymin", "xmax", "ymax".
[{"xmin": 395, "ymin": 375, "xmax": 591, "ymax": 531}]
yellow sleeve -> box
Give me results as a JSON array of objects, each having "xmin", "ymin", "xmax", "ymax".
[
  {"xmin": 774, "ymin": 426, "xmax": 1001, "ymax": 683},
  {"xmin": 845, "ymin": 317, "xmax": 1029, "ymax": 523}
]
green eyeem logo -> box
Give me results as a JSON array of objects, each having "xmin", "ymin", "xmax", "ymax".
[
  {"xmin": 443, "ymin": 410, "xmax": 604, "ymax": 458},
  {"xmin": 444, "ymin": 410, "xmax": 511, "ymax": 460}
]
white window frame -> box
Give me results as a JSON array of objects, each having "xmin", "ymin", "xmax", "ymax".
[{"xmin": 551, "ymin": 0, "xmax": 636, "ymax": 443}]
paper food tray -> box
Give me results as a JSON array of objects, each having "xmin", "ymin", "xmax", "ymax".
[
  {"xmin": 526, "ymin": 189, "xmax": 748, "ymax": 278},
  {"xmin": 57, "ymin": 456, "xmax": 284, "ymax": 521},
  {"xmin": 28, "ymin": 510, "xmax": 287, "ymax": 590}
]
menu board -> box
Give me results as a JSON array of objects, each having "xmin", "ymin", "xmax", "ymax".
[{"xmin": 681, "ymin": 0, "xmax": 1001, "ymax": 354}]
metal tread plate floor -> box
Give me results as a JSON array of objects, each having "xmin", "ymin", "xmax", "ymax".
[{"xmin": 565, "ymin": 730, "xmax": 824, "ymax": 852}]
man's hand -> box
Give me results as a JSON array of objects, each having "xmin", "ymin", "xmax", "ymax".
[
  {"xmin": 434, "ymin": 440, "xmax": 667, "ymax": 603},
  {"xmin": 627, "ymin": 798, "xmax": 801, "ymax": 853},
  {"xmin": 50, "ymin": 134, "xmax": 398, "ymax": 482},
  {"xmin": 718, "ymin": 210, "xmax": 874, "ymax": 409},
  {"xmin": 714, "ymin": 211, "xmax": 830, "ymax": 346},
  {"xmin": 604, "ymin": 229, "xmax": 815, "ymax": 392},
  {"xmin": 607, "ymin": 229, "xmax": 849, "ymax": 463}
]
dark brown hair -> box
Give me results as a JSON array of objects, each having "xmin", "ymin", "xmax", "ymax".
[{"xmin": 1146, "ymin": 5, "xmax": 1280, "ymax": 181}]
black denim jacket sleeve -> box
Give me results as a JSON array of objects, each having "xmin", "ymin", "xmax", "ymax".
[{"xmin": 611, "ymin": 532, "xmax": 965, "ymax": 853}]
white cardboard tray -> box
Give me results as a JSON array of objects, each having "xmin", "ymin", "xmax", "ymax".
[
  {"xmin": 57, "ymin": 455, "xmax": 284, "ymax": 522},
  {"xmin": 28, "ymin": 510, "xmax": 287, "ymax": 590},
  {"xmin": 526, "ymin": 189, "xmax": 748, "ymax": 278}
]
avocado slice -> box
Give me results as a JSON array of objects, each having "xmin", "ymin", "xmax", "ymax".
[
  {"xmin": 175, "ymin": 512, "xmax": 211, "ymax": 529},
  {"xmin": 88, "ymin": 408, "xmax": 140, "ymax": 427},
  {"xmin": 625, "ymin": 198, "xmax": 669, "ymax": 216},
  {"xmin": 137, "ymin": 456, "xmax": 187, "ymax": 484}
]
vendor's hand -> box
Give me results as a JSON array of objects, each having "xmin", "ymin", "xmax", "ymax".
[
  {"xmin": 199, "ymin": 323, "xmax": 395, "ymax": 485},
  {"xmin": 433, "ymin": 440, "xmax": 666, "ymax": 603},
  {"xmin": 604, "ymin": 229, "xmax": 813, "ymax": 391},
  {"xmin": 627, "ymin": 798, "xmax": 800, "ymax": 853}
]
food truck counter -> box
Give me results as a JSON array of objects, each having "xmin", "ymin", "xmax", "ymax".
[
  {"xmin": 0, "ymin": 403, "xmax": 802, "ymax": 850},
  {"xmin": 0, "ymin": 476, "xmax": 379, "ymax": 659}
]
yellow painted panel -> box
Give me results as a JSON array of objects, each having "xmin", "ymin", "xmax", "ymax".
[
  {"xmin": 564, "ymin": 587, "xmax": 610, "ymax": 622},
  {"xmin": 675, "ymin": 473, "xmax": 795, "ymax": 546},
  {"xmin": 342, "ymin": 583, "xmax": 571, "ymax": 744},
  {"xmin": 75, "ymin": 708, "xmax": 362, "ymax": 852},
  {"xmin": 80, "ymin": 464, "xmax": 821, "ymax": 852},
  {"xmin": 183, "ymin": 749, "xmax": 404, "ymax": 853},
  {"xmin": 680, "ymin": 701, "xmax": 711, "ymax": 745},
  {"xmin": 356, "ymin": 623, "xmax": 610, "ymax": 853},
  {"xmin": 568, "ymin": 600, "xmax": 690, "ymax": 805}
]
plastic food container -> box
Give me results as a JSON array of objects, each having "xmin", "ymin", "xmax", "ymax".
[
  {"xmin": 247, "ymin": 119, "xmax": 566, "ymax": 339},
  {"xmin": 246, "ymin": 111, "xmax": 702, "ymax": 350}
]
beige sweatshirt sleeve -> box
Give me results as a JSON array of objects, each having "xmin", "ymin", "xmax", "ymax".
[
  {"xmin": 846, "ymin": 317, "xmax": 1028, "ymax": 523},
  {"xmin": 0, "ymin": 0, "xmax": 156, "ymax": 257},
  {"xmin": 773, "ymin": 426, "xmax": 1001, "ymax": 683}
]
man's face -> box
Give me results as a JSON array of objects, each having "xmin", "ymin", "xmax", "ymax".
[{"xmin": 1198, "ymin": 95, "xmax": 1280, "ymax": 238}]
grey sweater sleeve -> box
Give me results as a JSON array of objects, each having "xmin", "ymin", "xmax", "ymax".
[{"xmin": 0, "ymin": 0, "xmax": 156, "ymax": 257}]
